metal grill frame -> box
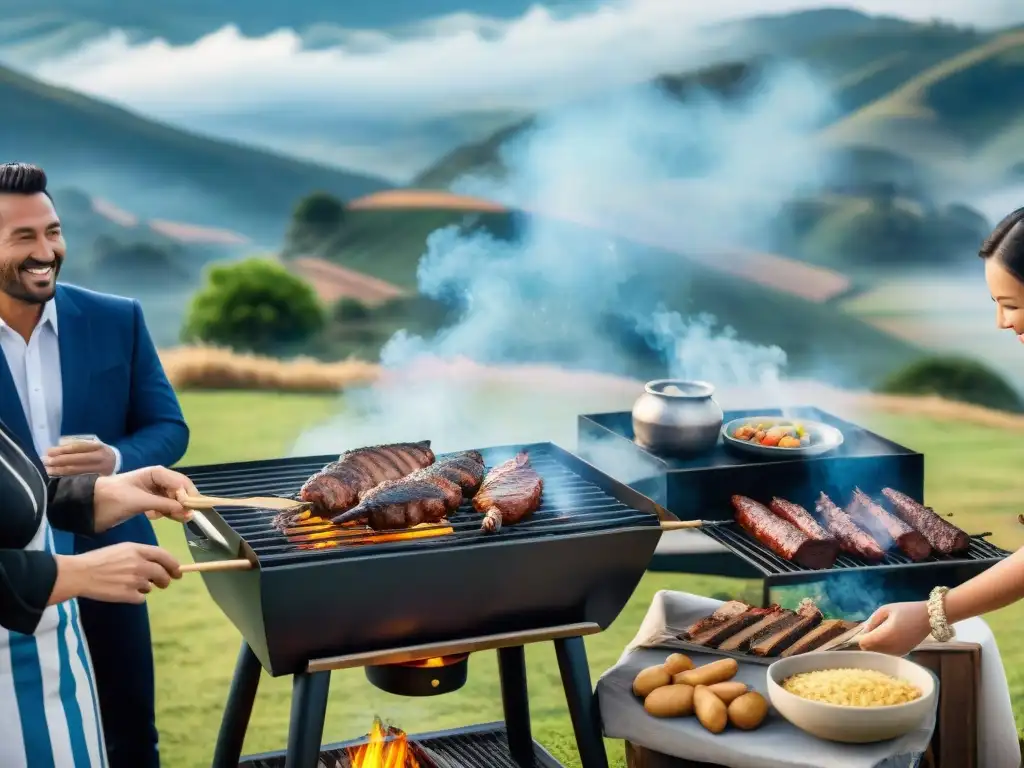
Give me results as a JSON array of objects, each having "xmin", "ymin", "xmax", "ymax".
[
  {"xmin": 181, "ymin": 443, "xmax": 660, "ymax": 565},
  {"xmin": 179, "ymin": 442, "xmax": 665, "ymax": 676},
  {"xmin": 237, "ymin": 722, "xmax": 564, "ymax": 768}
]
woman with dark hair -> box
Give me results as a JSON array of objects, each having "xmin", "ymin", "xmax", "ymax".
[
  {"xmin": 0, "ymin": 418, "xmax": 195, "ymax": 767},
  {"xmin": 859, "ymin": 206, "xmax": 1024, "ymax": 654}
]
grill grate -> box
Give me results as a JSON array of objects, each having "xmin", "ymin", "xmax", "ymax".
[
  {"xmin": 182, "ymin": 444, "xmax": 658, "ymax": 566},
  {"xmin": 698, "ymin": 520, "xmax": 1011, "ymax": 577},
  {"xmin": 238, "ymin": 724, "xmax": 563, "ymax": 768}
]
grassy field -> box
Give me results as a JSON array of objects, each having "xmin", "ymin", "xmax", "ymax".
[{"xmin": 150, "ymin": 391, "xmax": 1024, "ymax": 767}]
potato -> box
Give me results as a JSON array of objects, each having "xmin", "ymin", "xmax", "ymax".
[
  {"xmin": 643, "ymin": 684, "xmax": 695, "ymax": 718},
  {"xmin": 693, "ymin": 685, "xmax": 728, "ymax": 734},
  {"xmin": 728, "ymin": 692, "xmax": 769, "ymax": 731},
  {"xmin": 706, "ymin": 681, "xmax": 748, "ymax": 704},
  {"xmin": 632, "ymin": 665, "xmax": 672, "ymax": 698},
  {"xmin": 674, "ymin": 658, "xmax": 738, "ymax": 687},
  {"xmin": 662, "ymin": 653, "xmax": 694, "ymax": 676},
  {"xmin": 778, "ymin": 436, "xmax": 801, "ymax": 449}
]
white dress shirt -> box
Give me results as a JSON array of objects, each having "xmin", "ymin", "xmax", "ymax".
[{"xmin": 0, "ymin": 300, "xmax": 121, "ymax": 471}]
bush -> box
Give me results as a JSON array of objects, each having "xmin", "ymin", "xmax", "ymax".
[
  {"xmin": 332, "ymin": 297, "xmax": 370, "ymax": 322},
  {"xmin": 181, "ymin": 257, "xmax": 325, "ymax": 353},
  {"xmin": 880, "ymin": 356, "xmax": 1024, "ymax": 413},
  {"xmin": 284, "ymin": 192, "xmax": 345, "ymax": 256}
]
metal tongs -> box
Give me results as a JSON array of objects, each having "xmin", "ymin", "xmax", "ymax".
[{"xmin": 818, "ymin": 623, "xmax": 868, "ymax": 652}]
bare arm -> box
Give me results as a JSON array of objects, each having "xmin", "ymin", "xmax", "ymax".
[{"xmin": 945, "ymin": 545, "xmax": 1024, "ymax": 623}]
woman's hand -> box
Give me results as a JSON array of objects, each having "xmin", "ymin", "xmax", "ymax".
[
  {"xmin": 52, "ymin": 543, "xmax": 181, "ymax": 605},
  {"xmin": 92, "ymin": 467, "xmax": 199, "ymax": 532},
  {"xmin": 857, "ymin": 601, "xmax": 932, "ymax": 656}
]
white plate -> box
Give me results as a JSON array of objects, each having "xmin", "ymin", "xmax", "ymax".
[{"xmin": 721, "ymin": 416, "xmax": 843, "ymax": 458}]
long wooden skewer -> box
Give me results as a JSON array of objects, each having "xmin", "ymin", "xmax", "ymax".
[
  {"xmin": 180, "ymin": 559, "xmax": 253, "ymax": 574},
  {"xmin": 177, "ymin": 491, "xmax": 308, "ymax": 512},
  {"xmin": 659, "ymin": 520, "xmax": 705, "ymax": 530}
]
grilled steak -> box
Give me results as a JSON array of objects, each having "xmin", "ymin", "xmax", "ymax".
[
  {"xmin": 881, "ymin": 488, "xmax": 970, "ymax": 555},
  {"xmin": 331, "ymin": 480, "xmax": 450, "ymax": 530},
  {"xmin": 717, "ymin": 606, "xmax": 798, "ymax": 652},
  {"xmin": 298, "ymin": 441, "xmax": 435, "ymax": 518},
  {"xmin": 850, "ymin": 488, "xmax": 931, "ymax": 561},
  {"xmin": 815, "ymin": 492, "xmax": 885, "ymax": 562},
  {"xmin": 353, "ymin": 451, "xmax": 487, "ymax": 514},
  {"xmin": 732, "ymin": 495, "xmax": 838, "ymax": 569},
  {"xmin": 680, "ymin": 601, "xmax": 750, "ymax": 641},
  {"xmin": 473, "ymin": 452, "xmax": 543, "ymax": 533},
  {"xmin": 780, "ymin": 620, "xmax": 857, "ymax": 657},
  {"xmin": 769, "ymin": 497, "xmax": 840, "ymax": 556},
  {"xmin": 690, "ymin": 608, "xmax": 769, "ymax": 647},
  {"xmin": 750, "ymin": 601, "xmax": 823, "ymax": 657}
]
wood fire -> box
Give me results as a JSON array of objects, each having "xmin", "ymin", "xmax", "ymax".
[
  {"xmin": 346, "ymin": 718, "xmax": 421, "ymax": 768},
  {"xmin": 284, "ymin": 512, "xmax": 453, "ymax": 550}
]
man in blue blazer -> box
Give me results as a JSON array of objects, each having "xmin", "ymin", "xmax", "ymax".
[{"xmin": 0, "ymin": 163, "xmax": 188, "ymax": 768}]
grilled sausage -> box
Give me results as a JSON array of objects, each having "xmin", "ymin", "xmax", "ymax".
[
  {"xmin": 850, "ymin": 488, "xmax": 931, "ymax": 561},
  {"xmin": 732, "ymin": 495, "xmax": 839, "ymax": 569},
  {"xmin": 881, "ymin": 488, "xmax": 970, "ymax": 555},
  {"xmin": 769, "ymin": 498, "xmax": 840, "ymax": 551},
  {"xmin": 815, "ymin": 492, "xmax": 885, "ymax": 562}
]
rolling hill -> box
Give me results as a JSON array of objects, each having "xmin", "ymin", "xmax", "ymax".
[{"xmin": 0, "ymin": 63, "xmax": 390, "ymax": 244}]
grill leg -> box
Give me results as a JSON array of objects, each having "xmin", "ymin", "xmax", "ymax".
[
  {"xmin": 762, "ymin": 581, "xmax": 772, "ymax": 608},
  {"xmin": 554, "ymin": 636, "xmax": 609, "ymax": 768},
  {"xmin": 285, "ymin": 672, "xmax": 331, "ymax": 768},
  {"xmin": 212, "ymin": 642, "xmax": 262, "ymax": 768},
  {"xmin": 497, "ymin": 645, "xmax": 533, "ymax": 766}
]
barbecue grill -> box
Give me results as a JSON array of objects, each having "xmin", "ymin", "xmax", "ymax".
[
  {"xmin": 578, "ymin": 406, "xmax": 1011, "ymax": 606},
  {"xmin": 181, "ymin": 442, "xmax": 664, "ymax": 768}
]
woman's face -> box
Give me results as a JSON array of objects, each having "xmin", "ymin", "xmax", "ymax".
[{"xmin": 985, "ymin": 258, "xmax": 1024, "ymax": 340}]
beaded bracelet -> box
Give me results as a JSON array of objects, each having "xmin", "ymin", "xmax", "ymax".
[{"xmin": 927, "ymin": 586, "xmax": 956, "ymax": 642}]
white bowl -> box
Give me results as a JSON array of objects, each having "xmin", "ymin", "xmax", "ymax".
[
  {"xmin": 766, "ymin": 651, "xmax": 936, "ymax": 744},
  {"xmin": 721, "ymin": 416, "xmax": 843, "ymax": 458}
]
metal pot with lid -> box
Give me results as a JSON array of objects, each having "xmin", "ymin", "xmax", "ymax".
[{"xmin": 631, "ymin": 379, "xmax": 724, "ymax": 456}]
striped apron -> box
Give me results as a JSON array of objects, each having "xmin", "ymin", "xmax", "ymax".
[{"xmin": 0, "ymin": 432, "xmax": 107, "ymax": 767}]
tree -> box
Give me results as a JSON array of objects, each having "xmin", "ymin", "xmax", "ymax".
[
  {"xmin": 880, "ymin": 356, "xmax": 1023, "ymax": 413},
  {"xmin": 181, "ymin": 257, "xmax": 325, "ymax": 352},
  {"xmin": 284, "ymin": 191, "xmax": 345, "ymax": 256}
]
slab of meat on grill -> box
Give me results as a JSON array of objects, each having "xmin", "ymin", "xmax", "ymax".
[
  {"xmin": 749, "ymin": 600, "xmax": 823, "ymax": 657},
  {"xmin": 881, "ymin": 488, "xmax": 970, "ymax": 555},
  {"xmin": 331, "ymin": 480, "xmax": 451, "ymax": 530},
  {"xmin": 297, "ymin": 441, "xmax": 435, "ymax": 519},
  {"xmin": 768, "ymin": 497, "xmax": 840, "ymax": 560},
  {"xmin": 717, "ymin": 605, "xmax": 801, "ymax": 652},
  {"xmin": 473, "ymin": 452, "xmax": 543, "ymax": 534},
  {"xmin": 780, "ymin": 620, "xmax": 858, "ymax": 657},
  {"xmin": 849, "ymin": 488, "xmax": 932, "ymax": 561},
  {"xmin": 732, "ymin": 495, "xmax": 838, "ymax": 569},
  {"xmin": 815, "ymin": 492, "xmax": 885, "ymax": 562},
  {"xmin": 679, "ymin": 601, "xmax": 751, "ymax": 642}
]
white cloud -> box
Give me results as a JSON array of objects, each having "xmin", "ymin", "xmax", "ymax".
[{"xmin": 22, "ymin": 0, "xmax": 1024, "ymax": 124}]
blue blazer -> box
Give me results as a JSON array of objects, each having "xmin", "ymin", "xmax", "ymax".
[{"xmin": 0, "ymin": 284, "xmax": 189, "ymax": 553}]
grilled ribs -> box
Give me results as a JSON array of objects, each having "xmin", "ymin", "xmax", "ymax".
[
  {"xmin": 780, "ymin": 620, "xmax": 857, "ymax": 657},
  {"xmin": 732, "ymin": 495, "xmax": 838, "ymax": 569},
  {"xmin": 679, "ymin": 601, "xmax": 750, "ymax": 641},
  {"xmin": 717, "ymin": 606, "xmax": 798, "ymax": 652},
  {"xmin": 332, "ymin": 452, "xmax": 487, "ymax": 529},
  {"xmin": 850, "ymin": 488, "xmax": 931, "ymax": 561},
  {"xmin": 749, "ymin": 600, "xmax": 822, "ymax": 657},
  {"xmin": 298, "ymin": 441, "xmax": 435, "ymax": 517},
  {"xmin": 473, "ymin": 452, "xmax": 543, "ymax": 533},
  {"xmin": 881, "ymin": 488, "xmax": 970, "ymax": 555},
  {"xmin": 815, "ymin": 492, "xmax": 885, "ymax": 562}
]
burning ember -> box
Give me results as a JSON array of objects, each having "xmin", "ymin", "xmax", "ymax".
[
  {"xmin": 283, "ymin": 512, "xmax": 453, "ymax": 550},
  {"xmin": 400, "ymin": 654, "xmax": 466, "ymax": 669},
  {"xmin": 347, "ymin": 718, "xmax": 422, "ymax": 768}
]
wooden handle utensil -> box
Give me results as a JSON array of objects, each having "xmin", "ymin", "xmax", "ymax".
[
  {"xmin": 177, "ymin": 491, "xmax": 308, "ymax": 512},
  {"xmin": 180, "ymin": 559, "xmax": 253, "ymax": 574},
  {"xmin": 659, "ymin": 520, "xmax": 705, "ymax": 530}
]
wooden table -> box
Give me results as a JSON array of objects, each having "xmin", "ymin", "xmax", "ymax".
[{"xmin": 623, "ymin": 642, "xmax": 983, "ymax": 768}]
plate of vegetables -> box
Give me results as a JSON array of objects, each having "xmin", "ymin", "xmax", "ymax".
[{"xmin": 721, "ymin": 417, "xmax": 843, "ymax": 458}]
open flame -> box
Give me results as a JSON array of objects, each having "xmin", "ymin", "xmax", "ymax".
[
  {"xmin": 283, "ymin": 511, "xmax": 453, "ymax": 550},
  {"xmin": 346, "ymin": 718, "xmax": 421, "ymax": 768}
]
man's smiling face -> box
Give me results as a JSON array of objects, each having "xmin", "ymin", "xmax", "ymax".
[{"xmin": 0, "ymin": 191, "xmax": 65, "ymax": 304}]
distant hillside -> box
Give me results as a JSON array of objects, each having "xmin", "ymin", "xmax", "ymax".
[
  {"xmin": 820, "ymin": 30, "xmax": 1024, "ymax": 181},
  {"xmin": 0, "ymin": 64, "xmax": 390, "ymax": 244}
]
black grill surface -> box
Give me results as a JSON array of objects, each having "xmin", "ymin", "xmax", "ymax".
[
  {"xmin": 698, "ymin": 520, "xmax": 1010, "ymax": 577},
  {"xmin": 237, "ymin": 723, "xmax": 563, "ymax": 767},
  {"xmin": 183, "ymin": 443, "xmax": 659, "ymax": 567}
]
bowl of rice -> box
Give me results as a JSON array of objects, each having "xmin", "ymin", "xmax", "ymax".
[{"xmin": 766, "ymin": 651, "xmax": 937, "ymax": 743}]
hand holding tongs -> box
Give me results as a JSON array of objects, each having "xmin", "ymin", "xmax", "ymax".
[{"xmin": 818, "ymin": 623, "xmax": 868, "ymax": 652}]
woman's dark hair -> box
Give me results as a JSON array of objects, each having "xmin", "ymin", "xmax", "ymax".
[{"xmin": 980, "ymin": 207, "xmax": 1024, "ymax": 282}]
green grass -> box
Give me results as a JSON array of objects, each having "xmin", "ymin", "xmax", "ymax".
[{"xmin": 150, "ymin": 392, "xmax": 1024, "ymax": 767}]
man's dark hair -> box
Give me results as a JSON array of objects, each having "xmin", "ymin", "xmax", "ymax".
[
  {"xmin": 0, "ymin": 163, "xmax": 50, "ymax": 198},
  {"xmin": 980, "ymin": 207, "xmax": 1024, "ymax": 283}
]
